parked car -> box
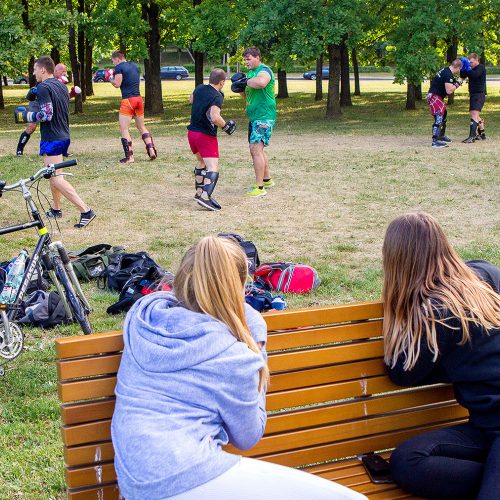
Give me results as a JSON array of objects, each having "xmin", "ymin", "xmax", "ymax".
[
  {"xmin": 14, "ymin": 75, "xmax": 29, "ymax": 84},
  {"xmin": 303, "ymin": 67, "xmax": 329, "ymax": 80},
  {"xmin": 93, "ymin": 69, "xmax": 107, "ymax": 82},
  {"xmin": 160, "ymin": 66, "xmax": 189, "ymax": 80}
]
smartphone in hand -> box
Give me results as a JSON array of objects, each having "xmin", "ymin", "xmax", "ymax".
[{"xmin": 361, "ymin": 453, "xmax": 394, "ymax": 484}]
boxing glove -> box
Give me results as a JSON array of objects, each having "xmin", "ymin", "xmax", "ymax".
[
  {"xmin": 69, "ymin": 86, "xmax": 81, "ymax": 98},
  {"xmin": 460, "ymin": 57, "xmax": 471, "ymax": 73},
  {"xmin": 14, "ymin": 106, "xmax": 37, "ymax": 124},
  {"xmin": 58, "ymin": 75, "xmax": 69, "ymax": 84},
  {"xmin": 105, "ymin": 68, "xmax": 115, "ymax": 82},
  {"xmin": 222, "ymin": 120, "xmax": 236, "ymax": 135},
  {"xmin": 231, "ymin": 79, "xmax": 247, "ymax": 93},
  {"xmin": 230, "ymin": 71, "xmax": 247, "ymax": 83},
  {"xmin": 26, "ymin": 86, "xmax": 38, "ymax": 101}
]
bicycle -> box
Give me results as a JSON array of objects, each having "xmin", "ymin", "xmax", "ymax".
[{"xmin": 0, "ymin": 159, "xmax": 93, "ymax": 375}]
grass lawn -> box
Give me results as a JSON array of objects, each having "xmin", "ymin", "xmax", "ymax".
[{"xmin": 0, "ymin": 78, "xmax": 499, "ymax": 498}]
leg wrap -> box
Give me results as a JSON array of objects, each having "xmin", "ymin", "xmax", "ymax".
[
  {"xmin": 463, "ymin": 121, "xmax": 478, "ymax": 143},
  {"xmin": 17, "ymin": 131, "xmax": 31, "ymax": 155},
  {"xmin": 194, "ymin": 166, "xmax": 206, "ymax": 193},
  {"xmin": 120, "ymin": 138, "xmax": 133, "ymax": 163},
  {"xmin": 142, "ymin": 133, "xmax": 157, "ymax": 160},
  {"xmin": 202, "ymin": 171, "xmax": 219, "ymax": 198},
  {"xmin": 432, "ymin": 114, "xmax": 443, "ymax": 140},
  {"xmin": 439, "ymin": 110, "xmax": 447, "ymax": 138}
]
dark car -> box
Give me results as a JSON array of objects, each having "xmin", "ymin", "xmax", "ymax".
[
  {"xmin": 303, "ymin": 67, "xmax": 329, "ymax": 80},
  {"xmin": 93, "ymin": 69, "xmax": 107, "ymax": 82},
  {"xmin": 160, "ymin": 66, "xmax": 189, "ymax": 80},
  {"xmin": 14, "ymin": 75, "xmax": 29, "ymax": 84}
]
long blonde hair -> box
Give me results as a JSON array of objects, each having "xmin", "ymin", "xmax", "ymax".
[
  {"xmin": 174, "ymin": 236, "xmax": 269, "ymax": 391},
  {"xmin": 382, "ymin": 212, "xmax": 500, "ymax": 370}
]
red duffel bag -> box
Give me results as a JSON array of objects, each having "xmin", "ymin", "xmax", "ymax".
[{"xmin": 253, "ymin": 262, "xmax": 320, "ymax": 294}]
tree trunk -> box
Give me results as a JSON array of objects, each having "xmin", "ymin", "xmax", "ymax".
[
  {"xmin": 194, "ymin": 51, "xmax": 204, "ymax": 87},
  {"xmin": 340, "ymin": 39, "xmax": 352, "ymax": 106},
  {"xmin": 142, "ymin": 1, "xmax": 163, "ymax": 114},
  {"xmin": 85, "ymin": 40, "xmax": 94, "ymax": 97},
  {"xmin": 66, "ymin": 0, "xmax": 83, "ymax": 113},
  {"xmin": 415, "ymin": 83, "xmax": 422, "ymax": 101},
  {"xmin": 406, "ymin": 82, "xmax": 416, "ymax": 110},
  {"xmin": 118, "ymin": 35, "xmax": 126, "ymax": 55},
  {"xmin": 3, "ymin": 76, "xmax": 8, "ymax": 86},
  {"xmin": 28, "ymin": 56, "xmax": 36, "ymax": 88},
  {"xmin": 480, "ymin": 51, "xmax": 487, "ymax": 95},
  {"xmin": 77, "ymin": 0, "xmax": 86, "ymax": 101},
  {"xmin": 446, "ymin": 38, "xmax": 458, "ymax": 105},
  {"xmin": 352, "ymin": 48, "xmax": 360, "ymax": 96},
  {"xmin": 276, "ymin": 69, "xmax": 288, "ymax": 98},
  {"xmin": 326, "ymin": 44, "xmax": 341, "ymax": 118},
  {"xmin": 315, "ymin": 54, "xmax": 323, "ymax": 101},
  {"xmin": 51, "ymin": 47, "xmax": 61, "ymax": 65},
  {"xmin": 0, "ymin": 77, "xmax": 4, "ymax": 110},
  {"xmin": 21, "ymin": 0, "xmax": 37, "ymax": 87}
]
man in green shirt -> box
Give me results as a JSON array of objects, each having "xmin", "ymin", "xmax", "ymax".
[{"xmin": 240, "ymin": 47, "xmax": 276, "ymax": 197}]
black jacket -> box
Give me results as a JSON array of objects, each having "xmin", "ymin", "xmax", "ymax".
[{"xmin": 387, "ymin": 260, "xmax": 500, "ymax": 430}]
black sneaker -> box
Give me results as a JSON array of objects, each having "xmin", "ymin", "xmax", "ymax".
[
  {"xmin": 46, "ymin": 208, "xmax": 63, "ymax": 219},
  {"xmin": 439, "ymin": 136, "xmax": 452, "ymax": 143},
  {"xmin": 432, "ymin": 140, "xmax": 448, "ymax": 148},
  {"xmin": 193, "ymin": 195, "xmax": 221, "ymax": 211},
  {"xmin": 479, "ymin": 133, "xmax": 486, "ymax": 140},
  {"xmin": 462, "ymin": 136, "xmax": 475, "ymax": 144},
  {"xmin": 74, "ymin": 208, "xmax": 96, "ymax": 228},
  {"xmin": 16, "ymin": 150, "xmax": 23, "ymax": 157}
]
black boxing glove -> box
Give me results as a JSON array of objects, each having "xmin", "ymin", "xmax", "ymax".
[
  {"xmin": 230, "ymin": 71, "xmax": 247, "ymax": 83},
  {"xmin": 222, "ymin": 119, "xmax": 236, "ymax": 135},
  {"xmin": 231, "ymin": 79, "xmax": 247, "ymax": 93}
]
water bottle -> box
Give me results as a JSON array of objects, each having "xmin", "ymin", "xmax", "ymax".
[{"xmin": 0, "ymin": 250, "xmax": 29, "ymax": 304}]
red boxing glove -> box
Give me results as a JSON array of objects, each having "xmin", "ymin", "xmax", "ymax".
[{"xmin": 105, "ymin": 68, "xmax": 115, "ymax": 82}]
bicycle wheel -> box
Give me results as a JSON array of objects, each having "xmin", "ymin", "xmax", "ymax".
[
  {"xmin": 0, "ymin": 320, "xmax": 24, "ymax": 361},
  {"xmin": 53, "ymin": 256, "xmax": 93, "ymax": 335}
]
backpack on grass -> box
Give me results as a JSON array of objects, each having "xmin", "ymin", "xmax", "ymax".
[
  {"xmin": 254, "ymin": 262, "xmax": 320, "ymax": 294},
  {"xmin": 97, "ymin": 251, "xmax": 163, "ymax": 292},
  {"xmin": 218, "ymin": 232, "xmax": 260, "ymax": 273},
  {"xmin": 68, "ymin": 244, "xmax": 125, "ymax": 282},
  {"xmin": 17, "ymin": 290, "xmax": 69, "ymax": 328}
]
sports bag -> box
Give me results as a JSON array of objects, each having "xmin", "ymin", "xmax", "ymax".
[
  {"xmin": 107, "ymin": 267, "xmax": 174, "ymax": 315},
  {"xmin": 218, "ymin": 232, "xmax": 260, "ymax": 273},
  {"xmin": 68, "ymin": 244, "xmax": 125, "ymax": 282},
  {"xmin": 97, "ymin": 251, "xmax": 163, "ymax": 292},
  {"xmin": 17, "ymin": 290, "xmax": 69, "ymax": 328},
  {"xmin": 254, "ymin": 262, "xmax": 321, "ymax": 294}
]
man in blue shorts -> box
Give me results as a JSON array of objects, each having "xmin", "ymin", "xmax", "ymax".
[
  {"xmin": 233, "ymin": 47, "xmax": 276, "ymax": 197},
  {"xmin": 14, "ymin": 56, "xmax": 95, "ymax": 228}
]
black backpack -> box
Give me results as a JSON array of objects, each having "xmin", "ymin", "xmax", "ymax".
[
  {"xmin": 17, "ymin": 290, "xmax": 69, "ymax": 328},
  {"xmin": 97, "ymin": 252, "xmax": 163, "ymax": 292},
  {"xmin": 218, "ymin": 232, "xmax": 260, "ymax": 274}
]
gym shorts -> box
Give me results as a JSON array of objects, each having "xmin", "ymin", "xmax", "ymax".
[
  {"xmin": 187, "ymin": 130, "xmax": 219, "ymax": 158},
  {"xmin": 470, "ymin": 93, "xmax": 485, "ymax": 112},
  {"xmin": 248, "ymin": 119, "xmax": 275, "ymax": 146},
  {"xmin": 427, "ymin": 93, "xmax": 446, "ymax": 116},
  {"xmin": 119, "ymin": 96, "xmax": 145, "ymax": 117},
  {"xmin": 39, "ymin": 139, "xmax": 70, "ymax": 157}
]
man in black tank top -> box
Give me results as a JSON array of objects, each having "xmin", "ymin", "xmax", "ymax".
[{"xmin": 460, "ymin": 53, "xmax": 487, "ymax": 143}]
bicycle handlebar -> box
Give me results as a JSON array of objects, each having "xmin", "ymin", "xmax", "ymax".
[{"xmin": 0, "ymin": 159, "xmax": 78, "ymax": 193}]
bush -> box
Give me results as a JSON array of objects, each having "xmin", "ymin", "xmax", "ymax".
[{"xmin": 486, "ymin": 66, "xmax": 500, "ymax": 74}]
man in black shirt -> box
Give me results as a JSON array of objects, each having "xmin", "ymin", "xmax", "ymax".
[
  {"xmin": 187, "ymin": 68, "xmax": 236, "ymax": 211},
  {"xmin": 427, "ymin": 58, "xmax": 463, "ymax": 148},
  {"xmin": 14, "ymin": 56, "xmax": 95, "ymax": 228},
  {"xmin": 109, "ymin": 51, "xmax": 157, "ymax": 163},
  {"xmin": 461, "ymin": 53, "xmax": 487, "ymax": 143}
]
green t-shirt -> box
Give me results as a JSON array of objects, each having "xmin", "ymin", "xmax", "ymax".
[{"xmin": 245, "ymin": 64, "xmax": 276, "ymax": 121}]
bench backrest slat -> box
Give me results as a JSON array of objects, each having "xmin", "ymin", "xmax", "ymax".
[{"xmin": 56, "ymin": 300, "xmax": 466, "ymax": 498}]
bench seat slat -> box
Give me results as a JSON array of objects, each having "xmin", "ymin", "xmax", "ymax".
[
  {"xmin": 65, "ymin": 441, "xmax": 115, "ymax": 467},
  {"xmin": 231, "ymin": 403, "xmax": 467, "ymax": 457},
  {"xmin": 268, "ymin": 339, "xmax": 383, "ymax": 372},
  {"xmin": 264, "ymin": 301, "xmax": 384, "ymax": 331},
  {"xmin": 62, "ymin": 398, "xmax": 116, "ymax": 426},
  {"xmin": 67, "ymin": 483, "xmax": 120, "ymax": 500},
  {"xmin": 56, "ymin": 331, "xmax": 124, "ymax": 359},
  {"xmin": 267, "ymin": 320, "xmax": 382, "ymax": 351},
  {"xmin": 58, "ymin": 354, "xmax": 122, "ymax": 381}
]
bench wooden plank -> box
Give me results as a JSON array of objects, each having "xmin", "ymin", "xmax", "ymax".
[
  {"xmin": 263, "ymin": 301, "xmax": 384, "ymax": 331},
  {"xmin": 58, "ymin": 354, "xmax": 122, "ymax": 381},
  {"xmin": 67, "ymin": 484, "xmax": 120, "ymax": 500},
  {"xmin": 65, "ymin": 441, "xmax": 115, "ymax": 467},
  {"xmin": 66, "ymin": 462, "xmax": 116, "ymax": 488},
  {"xmin": 61, "ymin": 399, "xmax": 116, "ymax": 426},
  {"xmin": 268, "ymin": 339, "xmax": 383, "ymax": 372},
  {"xmin": 232, "ymin": 403, "xmax": 467, "ymax": 456},
  {"xmin": 254, "ymin": 422, "xmax": 466, "ymax": 468},
  {"xmin": 266, "ymin": 320, "xmax": 382, "ymax": 351},
  {"xmin": 56, "ymin": 331, "xmax": 124, "ymax": 359}
]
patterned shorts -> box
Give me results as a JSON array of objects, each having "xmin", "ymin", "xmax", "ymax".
[
  {"xmin": 427, "ymin": 93, "xmax": 446, "ymax": 116},
  {"xmin": 248, "ymin": 119, "xmax": 275, "ymax": 146}
]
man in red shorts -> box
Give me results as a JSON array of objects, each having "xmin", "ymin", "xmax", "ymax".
[
  {"xmin": 187, "ymin": 68, "xmax": 235, "ymax": 211},
  {"xmin": 426, "ymin": 58, "xmax": 463, "ymax": 148},
  {"xmin": 109, "ymin": 51, "xmax": 157, "ymax": 164}
]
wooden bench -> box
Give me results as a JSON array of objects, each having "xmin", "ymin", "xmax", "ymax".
[{"xmin": 55, "ymin": 300, "xmax": 467, "ymax": 499}]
